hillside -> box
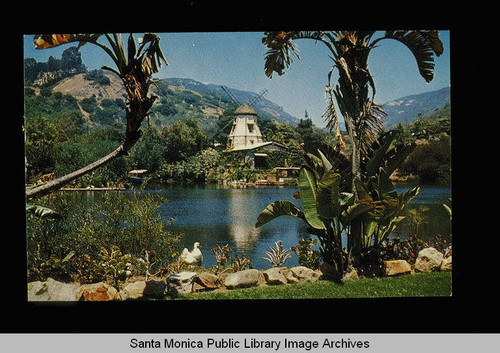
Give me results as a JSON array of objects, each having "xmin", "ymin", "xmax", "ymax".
[
  {"xmin": 44, "ymin": 72, "xmax": 450, "ymax": 132},
  {"xmin": 157, "ymin": 78, "xmax": 300, "ymax": 125},
  {"xmin": 49, "ymin": 73, "xmax": 300, "ymax": 132},
  {"xmin": 381, "ymin": 86, "xmax": 451, "ymax": 127}
]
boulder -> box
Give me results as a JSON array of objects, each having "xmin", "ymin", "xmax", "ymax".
[
  {"xmin": 143, "ymin": 280, "xmax": 167, "ymax": 298},
  {"xmin": 28, "ymin": 278, "xmax": 80, "ymax": 301},
  {"xmin": 120, "ymin": 280, "xmax": 166, "ymax": 299},
  {"xmin": 224, "ymin": 269, "xmax": 261, "ymax": 289},
  {"xmin": 167, "ymin": 271, "xmax": 197, "ymax": 295},
  {"xmin": 120, "ymin": 281, "xmax": 147, "ymax": 300},
  {"xmin": 342, "ymin": 266, "xmax": 359, "ymax": 280},
  {"xmin": 318, "ymin": 262, "xmax": 341, "ymax": 281},
  {"xmin": 287, "ymin": 266, "xmax": 320, "ymax": 283},
  {"xmin": 193, "ymin": 272, "xmax": 219, "ymax": 291},
  {"xmin": 415, "ymin": 247, "xmax": 444, "ymax": 272},
  {"xmin": 77, "ymin": 282, "xmax": 119, "ymax": 301},
  {"xmin": 384, "ymin": 260, "xmax": 412, "ymax": 276},
  {"xmin": 263, "ymin": 267, "xmax": 289, "ymax": 285},
  {"xmin": 440, "ymin": 256, "xmax": 452, "ymax": 271}
]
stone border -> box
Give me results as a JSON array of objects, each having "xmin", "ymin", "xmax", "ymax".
[{"xmin": 27, "ymin": 248, "xmax": 451, "ymax": 301}]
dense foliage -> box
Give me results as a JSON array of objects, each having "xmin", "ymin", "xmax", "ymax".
[
  {"xmin": 393, "ymin": 116, "xmax": 451, "ymax": 186},
  {"xmin": 27, "ymin": 190, "xmax": 181, "ymax": 284}
]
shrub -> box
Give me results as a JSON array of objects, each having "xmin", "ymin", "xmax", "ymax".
[
  {"xmin": 26, "ymin": 190, "xmax": 182, "ymax": 283},
  {"xmin": 84, "ymin": 69, "xmax": 111, "ymax": 86},
  {"xmin": 291, "ymin": 238, "xmax": 321, "ymax": 270},
  {"xmin": 400, "ymin": 136, "xmax": 451, "ymax": 185},
  {"xmin": 211, "ymin": 244, "xmax": 233, "ymax": 274},
  {"xmin": 262, "ymin": 240, "xmax": 292, "ymax": 268},
  {"xmin": 71, "ymin": 254, "xmax": 106, "ymax": 284}
]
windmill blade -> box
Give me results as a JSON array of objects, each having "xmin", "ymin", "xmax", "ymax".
[
  {"xmin": 211, "ymin": 118, "xmax": 235, "ymax": 139},
  {"xmin": 221, "ymin": 85, "xmax": 241, "ymax": 106},
  {"xmin": 248, "ymin": 88, "xmax": 268, "ymax": 107}
]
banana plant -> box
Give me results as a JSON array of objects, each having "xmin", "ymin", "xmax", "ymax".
[
  {"xmin": 348, "ymin": 131, "xmax": 420, "ymax": 255},
  {"xmin": 256, "ymin": 162, "xmax": 361, "ymax": 276},
  {"xmin": 256, "ymin": 129, "xmax": 419, "ymax": 275}
]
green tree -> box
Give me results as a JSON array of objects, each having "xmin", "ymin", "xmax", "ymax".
[
  {"xmin": 128, "ymin": 127, "xmax": 165, "ymax": 172},
  {"xmin": 265, "ymin": 119, "xmax": 302, "ymax": 146},
  {"xmin": 263, "ymin": 31, "xmax": 442, "ymax": 191},
  {"xmin": 162, "ymin": 118, "xmax": 207, "ymax": 163},
  {"xmin": 60, "ymin": 46, "xmax": 86, "ymax": 74},
  {"xmin": 296, "ymin": 118, "xmax": 324, "ymax": 148}
]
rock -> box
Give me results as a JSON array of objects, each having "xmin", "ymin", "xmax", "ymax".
[
  {"xmin": 384, "ymin": 260, "xmax": 412, "ymax": 276},
  {"xmin": 144, "ymin": 280, "xmax": 167, "ymax": 298},
  {"xmin": 263, "ymin": 267, "xmax": 289, "ymax": 285},
  {"xmin": 224, "ymin": 269, "xmax": 261, "ymax": 289},
  {"xmin": 28, "ymin": 278, "xmax": 80, "ymax": 301},
  {"xmin": 193, "ymin": 272, "xmax": 219, "ymax": 291},
  {"xmin": 120, "ymin": 280, "xmax": 166, "ymax": 299},
  {"xmin": 415, "ymin": 247, "xmax": 444, "ymax": 272},
  {"xmin": 167, "ymin": 271, "xmax": 197, "ymax": 295},
  {"xmin": 287, "ymin": 266, "xmax": 320, "ymax": 283},
  {"xmin": 342, "ymin": 266, "xmax": 359, "ymax": 280},
  {"xmin": 318, "ymin": 262, "xmax": 341, "ymax": 281},
  {"xmin": 120, "ymin": 281, "xmax": 147, "ymax": 299},
  {"xmin": 440, "ymin": 256, "xmax": 452, "ymax": 271},
  {"xmin": 77, "ymin": 282, "xmax": 119, "ymax": 301}
]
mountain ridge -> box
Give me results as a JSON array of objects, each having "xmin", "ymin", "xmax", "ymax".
[
  {"xmin": 381, "ymin": 86, "xmax": 451, "ymax": 127},
  {"xmin": 48, "ymin": 72, "xmax": 450, "ymax": 131}
]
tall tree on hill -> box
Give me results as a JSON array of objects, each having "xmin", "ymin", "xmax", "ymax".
[
  {"xmin": 262, "ymin": 30, "xmax": 443, "ymax": 259},
  {"xmin": 27, "ymin": 33, "xmax": 168, "ymax": 198}
]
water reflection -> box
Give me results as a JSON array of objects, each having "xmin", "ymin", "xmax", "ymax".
[{"xmin": 227, "ymin": 189, "xmax": 260, "ymax": 251}]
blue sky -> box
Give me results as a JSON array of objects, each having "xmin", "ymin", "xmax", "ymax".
[{"xmin": 24, "ymin": 31, "xmax": 450, "ymax": 128}]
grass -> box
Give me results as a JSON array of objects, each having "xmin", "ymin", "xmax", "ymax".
[{"xmin": 174, "ymin": 271, "xmax": 452, "ymax": 300}]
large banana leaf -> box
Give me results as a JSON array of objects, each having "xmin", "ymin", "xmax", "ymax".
[
  {"xmin": 316, "ymin": 170, "xmax": 341, "ymax": 221},
  {"xmin": 365, "ymin": 130, "xmax": 395, "ymax": 178},
  {"xmin": 26, "ymin": 204, "xmax": 62, "ymax": 219},
  {"xmin": 378, "ymin": 168, "xmax": 397, "ymax": 198},
  {"xmin": 362, "ymin": 220, "xmax": 377, "ymax": 247},
  {"xmin": 385, "ymin": 142, "xmax": 416, "ymax": 176},
  {"xmin": 317, "ymin": 149, "xmax": 333, "ymax": 173},
  {"xmin": 255, "ymin": 201, "xmax": 305, "ymax": 228},
  {"xmin": 299, "ymin": 166, "xmax": 326, "ymax": 230}
]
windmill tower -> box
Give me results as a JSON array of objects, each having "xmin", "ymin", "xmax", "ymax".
[{"xmin": 221, "ymin": 86, "xmax": 268, "ymax": 151}]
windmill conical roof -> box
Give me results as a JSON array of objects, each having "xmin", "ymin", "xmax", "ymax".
[{"xmin": 234, "ymin": 103, "xmax": 257, "ymax": 115}]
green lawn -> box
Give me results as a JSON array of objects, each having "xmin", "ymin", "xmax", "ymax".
[{"xmin": 175, "ymin": 271, "xmax": 452, "ymax": 300}]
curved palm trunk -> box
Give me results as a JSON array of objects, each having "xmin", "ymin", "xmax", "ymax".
[{"xmin": 26, "ymin": 143, "xmax": 127, "ymax": 198}]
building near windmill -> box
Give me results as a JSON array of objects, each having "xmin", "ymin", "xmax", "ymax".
[{"xmin": 224, "ymin": 103, "xmax": 287, "ymax": 169}]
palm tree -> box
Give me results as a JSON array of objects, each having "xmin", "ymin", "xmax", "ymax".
[
  {"xmin": 27, "ymin": 33, "xmax": 167, "ymax": 198},
  {"xmin": 262, "ymin": 30, "xmax": 443, "ymax": 261},
  {"xmin": 263, "ymin": 30, "xmax": 443, "ymax": 192}
]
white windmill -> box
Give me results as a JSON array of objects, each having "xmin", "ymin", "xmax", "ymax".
[{"xmin": 220, "ymin": 86, "xmax": 287, "ymax": 169}]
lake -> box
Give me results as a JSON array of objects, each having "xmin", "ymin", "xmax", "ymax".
[{"xmin": 126, "ymin": 184, "xmax": 452, "ymax": 270}]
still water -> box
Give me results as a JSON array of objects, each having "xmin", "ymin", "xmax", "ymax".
[{"xmin": 131, "ymin": 184, "xmax": 452, "ymax": 270}]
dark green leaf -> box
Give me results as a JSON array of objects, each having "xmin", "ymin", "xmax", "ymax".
[
  {"xmin": 26, "ymin": 204, "xmax": 62, "ymax": 219},
  {"xmin": 316, "ymin": 170, "xmax": 341, "ymax": 220},
  {"xmin": 299, "ymin": 166, "xmax": 326, "ymax": 230},
  {"xmin": 255, "ymin": 201, "xmax": 304, "ymax": 228}
]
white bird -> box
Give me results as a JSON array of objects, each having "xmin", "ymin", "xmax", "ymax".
[{"xmin": 180, "ymin": 242, "xmax": 203, "ymax": 265}]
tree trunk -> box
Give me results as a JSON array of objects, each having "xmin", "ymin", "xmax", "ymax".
[
  {"xmin": 345, "ymin": 121, "xmax": 364, "ymax": 266},
  {"xmin": 26, "ymin": 143, "xmax": 128, "ymax": 199}
]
